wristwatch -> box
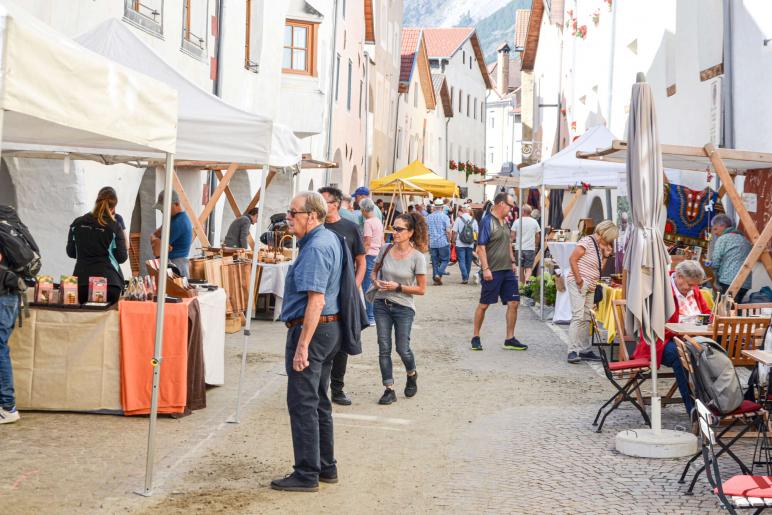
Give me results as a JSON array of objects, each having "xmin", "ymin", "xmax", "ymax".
[{"xmin": 396, "ymin": 284, "xmax": 403, "ymax": 293}]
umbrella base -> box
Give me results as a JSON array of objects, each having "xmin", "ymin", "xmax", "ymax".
[{"xmin": 615, "ymin": 428, "xmax": 698, "ymax": 458}]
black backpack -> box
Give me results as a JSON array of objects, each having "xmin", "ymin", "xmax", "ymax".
[
  {"xmin": 0, "ymin": 205, "xmax": 41, "ymax": 289},
  {"xmin": 459, "ymin": 218, "xmax": 475, "ymax": 244},
  {"xmin": 686, "ymin": 337, "xmax": 744, "ymax": 416}
]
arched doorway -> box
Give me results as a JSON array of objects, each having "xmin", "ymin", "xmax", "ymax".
[
  {"xmin": 330, "ymin": 149, "xmax": 343, "ymax": 187},
  {"xmin": 588, "ymin": 195, "xmax": 605, "ymax": 224}
]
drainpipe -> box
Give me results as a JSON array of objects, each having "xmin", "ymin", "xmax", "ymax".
[
  {"xmin": 208, "ymin": 0, "xmax": 226, "ymax": 245},
  {"xmin": 721, "ymin": 0, "xmax": 736, "ymax": 220},
  {"xmin": 325, "ymin": 0, "xmax": 340, "ymax": 185},
  {"xmin": 363, "ymin": 48, "xmax": 370, "ymax": 184},
  {"xmin": 391, "ymin": 92, "xmax": 403, "ymax": 173},
  {"xmin": 444, "ymin": 117, "xmax": 450, "ymax": 180}
]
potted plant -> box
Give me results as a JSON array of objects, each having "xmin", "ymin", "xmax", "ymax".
[{"xmin": 449, "ymin": 160, "xmax": 457, "ymax": 170}]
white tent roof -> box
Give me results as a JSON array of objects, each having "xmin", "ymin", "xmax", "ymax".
[
  {"xmin": 77, "ymin": 19, "xmax": 302, "ymax": 167},
  {"xmin": 0, "ymin": 3, "xmax": 177, "ymax": 157},
  {"xmin": 520, "ymin": 126, "xmax": 626, "ymax": 189}
]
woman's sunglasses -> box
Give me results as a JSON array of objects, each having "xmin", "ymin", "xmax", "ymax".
[{"xmin": 393, "ymin": 226, "xmax": 409, "ymax": 233}]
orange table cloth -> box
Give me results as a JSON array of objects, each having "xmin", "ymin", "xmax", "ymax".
[{"xmin": 119, "ymin": 299, "xmax": 192, "ymax": 415}]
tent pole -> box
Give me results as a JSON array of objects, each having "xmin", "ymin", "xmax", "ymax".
[
  {"xmin": 539, "ymin": 182, "xmax": 546, "ymax": 320},
  {"xmin": 137, "ymin": 152, "xmax": 175, "ymax": 497},
  {"xmin": 230, "ymin": 164, "xmax": 270, "ymax": 424}
]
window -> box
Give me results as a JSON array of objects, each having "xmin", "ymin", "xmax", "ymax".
[
  {"xmin": 124, "ymin": 0, "xmax": 163, "ymax": 36},
  {"xmin": 342, "ymin": 0, "xmax": 346, "ymax": 18},
  {"xmin": 283, "ymin": 20, "xmax": 318, "ymax": 76},
  {"xmin": 396, "ymin": 128, "xmax": 402, "ymax": 158},
  {"xmin": 474, "ymin": 99, "xmax": 477, "ymax": 120},
  {"xmin": 413, "ymin": 87, "xmax": 418, "ymax": 108},
  {"xmin": 245, "ymin": 0, "xmax": 263, "ymax": 71},
  {"xmin": 462, "ymin": 51, "xmax": 466, "ymax": 64},
  {"xmin": 490, "ymin": 117, "xmax": 495, "ymax": 129},
  {"xmin": 450, "ymin": 87, "xmax": 454, "ymax": 108},
  {"xmin": 458, "ymin": 89, "xmax": 463, "ymax": 113},
  {"xmin": 334, "ymin": 54, "xmax": 341, "ymax": 100},
  {"xmin": 469, "ymin": 57, "xmax": 472, "ymax": 70},
  {"xmin": 346, "ymin": 59, "xmax": 353, "ymax": 111},
  {"xmin": 466, "ymin": 95, "xmax": 470, "ymax": 116},
  {"xmin": 490, "ymin": 152, "xmax": 494, "ymax": 162},
  {"xmin": 182, "ymin": 0, "xmax": 208, "ymax": 57}
]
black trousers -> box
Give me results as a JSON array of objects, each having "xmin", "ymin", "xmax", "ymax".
[
  {"xmin": 330, "ymin": 349, "xmax": 348, "ymax": 393},
  {"xmin": 285, "ymin": 320, "xmax": 341, "ymax": 482}
]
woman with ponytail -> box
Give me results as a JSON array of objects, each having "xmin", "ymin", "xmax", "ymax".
[
  {"xmin": 66, "ymin": 187, "xmax": 128, "ymax": 303},
  {"xmin": 370, "ymin": 212, "xmax": 428, "ymax": 405}
]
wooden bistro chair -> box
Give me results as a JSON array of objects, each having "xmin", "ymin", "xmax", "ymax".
[
  {"xmin": 695, "ymin": 399, "xmax": 772, "ymax": 514},
  {"xmin": 591, "ymin": 312, "xmax": 651, "ymax": 433},
  {"xmin": 734, "ymin": 303, "xmax": 772, "ymax": 318},
  {"xmin": 674, "ymin": 336, "xmax": 768, "ymax": 496},
  {"xmin": 713, "ymin": 316, "xmax": 772, "ymax": 368}
]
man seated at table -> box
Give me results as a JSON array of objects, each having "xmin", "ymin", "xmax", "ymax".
[
  {"xmin": 223, "ymin": 208, "xmax": 258, "ymax": 249},
  {"xmin": 632, "ymin": 260, "xmax": 710, "ymax": 416}
]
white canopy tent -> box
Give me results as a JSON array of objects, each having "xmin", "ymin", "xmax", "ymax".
[
  {"xmin": 77, "ymin": 18, "xmax": 301, "ymax": 167},
  {"xmin": 0, "ymin": 2, "xmax": 179, "ymax": 497}
]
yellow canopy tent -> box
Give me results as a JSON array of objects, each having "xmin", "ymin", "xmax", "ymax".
[{"xmin": 370, "ymin": 160, "xmax": 460, "ymax": 198}]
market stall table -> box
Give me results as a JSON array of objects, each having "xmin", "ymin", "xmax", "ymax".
[
  {"xmin": 546, "ymin": 241, "xmax": 576, "ymax": 323},
  {"xmin": 257, "ymin": 261, "xmax": 291, "ymax": 321},
  {"xmin": 664, "ymin": 322, "xmax": 714, "ymax": 338}
]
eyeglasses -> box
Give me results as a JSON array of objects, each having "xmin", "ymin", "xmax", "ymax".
[
  {"xmin": 506, "ymin": 202, "xmax": 515, "ymax": 209},
  {"xmin": 286, "ymin": 209, "xmax": 310, "ymax": 218},
  {"xmin": 393, "ymin": 226, "xmax": 409, "ymax": 233}
]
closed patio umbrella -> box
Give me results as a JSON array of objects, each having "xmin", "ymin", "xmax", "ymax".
[{"xmin": 614, "ymin": 74, "xmax": 694, "ymax": 458}]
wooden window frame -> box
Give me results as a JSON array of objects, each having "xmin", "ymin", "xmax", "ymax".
[{"xmin": 283, "ymin": 19, "xmax": 318, "ymax": 76}]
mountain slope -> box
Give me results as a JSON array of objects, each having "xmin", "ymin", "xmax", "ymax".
[{"xmin": 404, "ymin": 0, "xmax": 532, "ymax": 64}]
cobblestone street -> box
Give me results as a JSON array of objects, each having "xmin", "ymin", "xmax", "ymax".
[{"xmin": 1, "ymin": 265, "xmax": 749, "ymax": 514}]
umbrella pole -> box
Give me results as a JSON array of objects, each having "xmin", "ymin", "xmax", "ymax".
[
  {"xmin": 230, "ymin": 165, "xmax": 270, "ymax": 424},
  {"xmin": 539, "ymin": 182, "xmax": 546, "ymax": 320},
  {"xmin": 136, "ymin": 153, "xmax": 175, "ymax": 497}
]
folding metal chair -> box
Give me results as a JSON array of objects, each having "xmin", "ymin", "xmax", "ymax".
[
  {"xmin": 675, "ymin": 336, "xmax": 768, "ymax": 495},
  {"xmin": 696, "ymin": 399, "xmax": 772, "ymax": 514},
  {"xmin": 592, "ymin": 311, "xmax": 651, "ymax": 432}
]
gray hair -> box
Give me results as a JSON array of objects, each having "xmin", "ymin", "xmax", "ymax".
[
  {"xmin": 675, "ymin": 259, "xmax": 706, "ymax": 283},
  {"xmin": 360, "ymin": 198, "xmax": 375, "ymax": 213},
  {"xmin": 295, "ymin": 191, "xmax": 327, "ymax": 222},
  {"xmin": 711, "ymin": 213, "xmax": 733, "ymax": 229}
]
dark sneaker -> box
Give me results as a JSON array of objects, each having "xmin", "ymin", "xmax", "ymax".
[
  {"xmin": 567, "ymin": 352, "xmax": 581, "ymax": 364},
  {"xmin": 270, "ymin": 473, "xmax": 319, "ymax": 492},
  {"xmin": 378, "ymin": 388, "xmax": 397, "ymax": 405},
  {"xmin": 579, "ymin": 351, "xmax": 602, "ymax": 362},
  {"xmin": 404, "ymin": 372, "xmax": 418, "ymax": 398},
  {"xmin": 331, "ymin": 390, "xmax": 352, "ymax": 406},
  {"xmin": 461, "ymin": 280, "xmax": 468, "ymax": 284},
  {"xmin": 471, "ymin": 336, "xmax": 483, "ymax": 351},
  {"xmin": 319, "ymin": 469, "xmax": 338, "ymax": 484},
  {"xmin": 503, "ymin": 338, "xmax": 528, "ymax": 351}
]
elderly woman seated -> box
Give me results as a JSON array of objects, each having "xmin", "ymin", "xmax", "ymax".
[{"xmin": 632, "ymin": 260, "xmax": 711, "ymax": 416}]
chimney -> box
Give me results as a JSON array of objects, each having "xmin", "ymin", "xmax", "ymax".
[{"xmin": 496, "ymin": 42, "xmax": 511, "ymax": 96}]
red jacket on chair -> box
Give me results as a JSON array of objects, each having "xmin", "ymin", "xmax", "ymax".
[{"xmin": 631, "ymin": 274, "xmax": 711, "ymax": 368}]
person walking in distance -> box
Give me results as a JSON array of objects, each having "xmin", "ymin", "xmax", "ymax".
[
  {"xmin": 360, "ymin": 198, "xmax": 384, "ymax": 325},
  {"xmin": 510, "ymin": 204, "xmax": 541, "ymax": 284},
  {"xmin": 471, "ymin": 193, "xmax": 527, "ymax": 352},
  {"xmin": 271, "ymin": 192, "xmax": 343, "ymax": 492},
  {"xmin": 451, "ymin": 205, "xmax": 478, "ymax": 284},
  {"xmin": 318, "ymin": 187, "xmax": 365, "ymax": 406},
  {"xmin": 565, "ymin": 221, "xmax": 618, "ymax": 363},
  {"xmin": 427, "ymin": 199, "xmax": 451, "ymax": 285},
  {"xmin": 370, "ymin": 213, "xmax": 427, "ymax": 404}
]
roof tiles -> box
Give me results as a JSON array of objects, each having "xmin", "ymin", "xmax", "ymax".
[
  {"xmin": 400, "ymin": 28, "xmax": 421, "ymax": 84},
  {"xmin": 422, "ymin": 27, "xmax": 475, "ymax": 58},
  {"xmin": 514, "ymin": 9, "xmax": 531, "ymax": 50}
]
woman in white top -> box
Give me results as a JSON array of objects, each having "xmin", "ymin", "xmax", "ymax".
[{"xmin": 370, "ymin": 212, "xmax": 428, "ymax": 405}]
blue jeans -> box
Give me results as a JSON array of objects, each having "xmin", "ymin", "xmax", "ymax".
[
  {"xmin": 374, "ymin": 299, "xmax": 416, "ymax": 386},
  {"xmin": 660, "ymin": 339, "xmax": 693, "ymax": 415},
  {"xmin": 0, "ymin": 293, "xmax": 19, "ymax": 410},
  {"xmin": 456, "ymin": 246, "xmax": 473, "ymax": 281},
  {"xmin": 429, "ymin": 245, "xmax": 450, "ymax": 279},
  {"xmin": 362, "ymin": 255, "xmax": 376, "ymax": 323}
]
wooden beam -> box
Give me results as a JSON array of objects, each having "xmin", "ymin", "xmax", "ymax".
[
  {"xmin": 727, "ymin": 217, "xmax": 772, "ymax": 296},
  {"xmin": 172, "ymin": 170, "xmax": 211, "ymax": 247},
  {"xmin": 199, "ymin": 163, "xmax": 238, "ymax": 225},
  {"xmin": 704, "ymin": 143, "xmax": 772, "ymax": 279},
  {"xmin": 215, "ymin": 170, "xmax": 242, "ymax": 217},
  {"xmin": 562, "ymin": 190, "xmax": 582, "ymax": 222}
]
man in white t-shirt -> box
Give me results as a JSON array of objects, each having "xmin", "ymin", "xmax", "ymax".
[{"xmin": 510, "ymin": 204, "xmax": 541, "ymax": 283}]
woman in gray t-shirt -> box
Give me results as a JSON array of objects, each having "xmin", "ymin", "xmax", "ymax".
[{"xmin": 371, "ymin": 212, "xmax": 427, "ymax": 405}]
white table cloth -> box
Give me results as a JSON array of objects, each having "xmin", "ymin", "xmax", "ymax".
[
  {"xmin": 547, "ymin": 242, "xmax": 577, "ymax": 323},
  {"xmin": 197, "ymin": 288, "xmax": 227, "ymax": 385},
  {"xmin": 258, "ymin": 261, "xmax": 292, "ymax": 320}
]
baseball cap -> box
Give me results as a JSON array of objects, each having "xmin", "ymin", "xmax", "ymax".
[
  {"xmin": 154, "ymin": 189, "xmax": 180, "ymax": 211},
  {"xmin": 352, "ymin": 186, "xmax": 370, "ymax": 197}
]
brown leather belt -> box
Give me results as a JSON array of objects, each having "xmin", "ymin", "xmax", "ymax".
[{"xmin": 285, "ymin": 314, "xmax": 340, "ymax": 329}]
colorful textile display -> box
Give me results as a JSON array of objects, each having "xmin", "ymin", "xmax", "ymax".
[{"xmin": 665, "ymin": 185, "xmax": 719, "ymax": 239}]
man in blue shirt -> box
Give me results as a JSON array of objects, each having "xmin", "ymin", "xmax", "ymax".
[
  {"xmin": 150, "ymin": 190, "xmax": 193, "ymax": 277},
  {"xmin": 271, "ymin": 191, "xmax": 343, "ymax": 493},
  {"xmin": 427, "ymin": 199, "xmax": 451, "ymax": 285}
]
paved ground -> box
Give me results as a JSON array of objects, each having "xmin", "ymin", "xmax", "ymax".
[{"xmin": 1, "ymin": 262, "xmax": 755, "ymax": 514}]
